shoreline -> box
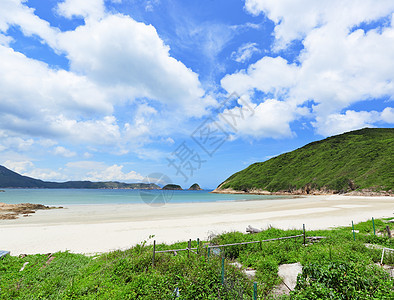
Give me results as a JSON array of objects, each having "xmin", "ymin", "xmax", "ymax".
[
  {"xmin": 0, "ymin": 194, "xmax": 393, "ymax": 255},
  {"xmin": 211, "ymin": 188, "xmax": 394, "ymax": 197}
]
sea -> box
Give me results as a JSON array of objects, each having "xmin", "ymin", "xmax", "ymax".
[{"xmin": 0, "ymin": 189, "xmax": 288, "ymax": 206}]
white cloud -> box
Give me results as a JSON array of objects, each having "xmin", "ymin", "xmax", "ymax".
[
  {"xmin": 0, "ymin": 1, "xmax": 215, "ymax": 156},
  {"xmin": 46, "ymin": 115, "xmax": 121, "ymax": 144},
  {"xmin": 22, "ymin": 168, "xmax": 66, "ymax": 181},
  {"xmin": 0, "ymin": 132, "xmax": 34, "ymax": 152},
  {"xmin": 220, "ymin": 1, "xmax": 394, "ymax": 138},
  {"xmin": 53, "ymin": 146, "xmax": 77, "ymax": 158},
  {"xmin": 2, "ymin": 159, "xmax": 66, "ymax": 181},
  {"xmin": 66, "ymin": 161, "xmax": 144, "ymax": 182},
  {"xmin": 244, "ymin": 0, "xmax": 394, "ymax": 50},
  {"xmin": 218, "ymin": 98, "xmax": 301, "ymax": 139},
  {"xmin": 145, "ymin": 0, "xmax": 160, "ymax": 12},
  {"xmin": 381, "ymin": 107, "xmax": 394, "ymax": 124},
  {"xmin": 221, "ymin": 56, "xmax": 297, "ymax": 97},
  {"xmin": 0, "ymin": 33, "xmax": 13, "ymax": 46},
  {"xmin": 37, "ymin": 139, "xmax": 58, "ymax": 148},
  {"xmin": 56, "ymin": 0, "xmax": 105, "ymax": 21},
  {"xmin": 57, "ymin": 14, "xmax": 213, "ymax": 118},
  {"xmin": 231, "ymin": 42, "xmax": 260, "ymax": 63},
  {"xmin": 83, "ymin": 152, "xmax": 92, "ymax": 158},
  {"xmin": 312, "ymin": 110, "xmax": 380, "ymax": 137},
  {"xmin": 85, "ymin": 164, "xmax": 144, "ymax": 182},
  {"xmin": 0, "ymin": 45, "xmax": 114, "ymax": 140},
  {"xmin": 0, "ymin": 0, "xmax": 58, "ymax": 46},
  {"xmin": 3, "ymin": 160, "xmax": 33, "ymax": 173}
]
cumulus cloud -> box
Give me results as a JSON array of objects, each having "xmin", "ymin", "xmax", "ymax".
[
  {"xmin": 218, "ymin": 98, "xmax": 299, "ymax": 139},
  {"xmin": 2, "ymin": 159, "xmax": 145, "ymax": 182},
  {"xmin": 3, "ymin": 160, "xmax": 33, "ymax": 173},
  {"xmin": 53, "ymin": 146, "xmax": 77, "ymax": 158},
  {"xmin": 0, "ymin": 45, "xmax": 114, "ymax": 140},
  {"xmin": 0, "ymin": 0, "xmax": 215, "ymax": 154},
  {"xmin": 222, "ymin": 56, "xmax": 298, "ymax": 97},
  {"xmin": 244, "ymin": 0, "xmax": 394, "ymax": 50},
  {"xmin": 219, "ymin": 0, "xmax": 394, "ymax": 138},
  {"xmin": 381, "ymin": 107, "xmax": 394, "ymax": 123},
  {"xmin": 2, "ymin": 159, "xmax": 66, "ymax": 181},
  {"xmin": 66, "ymin": 161, "xmax": 144, "ymax": 182},
  {"xmin": 85, "ymin": 164, "xmax": 144, "ymax": 182},
  {"xmin": 23, "ymin": 168, "xmax": 66, "ymax": 181},
  {"xmin": 57, "ymin": 14, "xmax": 213, "ymax": 117},
  {"xmin": 56, "ymin": 0, "xmax": 105, "ymax": 21},
  {"xmin": 0, "ymin": 0, "xmax": 58, "ymax": 46},
  {"xmin": 0, "ymin": 132, "xmax": 34, "ymax": 152},
  {"xmin": 312, "ymin": 110, "xmax": 380, "ymax": 137}
]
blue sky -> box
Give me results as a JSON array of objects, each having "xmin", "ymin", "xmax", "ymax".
[{"xmin": 0, "ymin": 0, "xmax": 393, "ymax": 189}]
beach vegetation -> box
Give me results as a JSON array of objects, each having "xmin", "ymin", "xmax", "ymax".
[
  {"xmin": 218, "ymin": 128, "xmax": 394, "ymax": 194},
  {"xmin": 0, "ymin": 218, "xmax": 393, "ymax": 299}
]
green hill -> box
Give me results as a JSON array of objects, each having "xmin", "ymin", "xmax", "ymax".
[
  {"xmin": 215, "ymin": 128, "xmax": 394, "ymax": 194},
  {"xmin": 162, "ymin": 184, "xmax": 183, "ymax": 190},
  {"xmin": 0, "ymin": 165, "xmax": 160, "ymax": 189}
]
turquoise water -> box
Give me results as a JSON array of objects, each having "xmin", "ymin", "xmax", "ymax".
[{"xmin": 0, "ymin": 189, "xmax": 287, "ymax": 206}]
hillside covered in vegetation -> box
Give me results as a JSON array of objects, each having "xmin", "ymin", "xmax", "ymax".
[
  {"xmin": 215, "ymin": 128, "xmax": 393, "ymax": 195},
  {"xmin": 0, "ymin": 219, "xmax": 393, "ymax": 299},
  {"xmin": 0, "ymin": 165, "xmax": 159, "ymax": 189}
]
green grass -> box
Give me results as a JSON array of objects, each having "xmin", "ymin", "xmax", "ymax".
[
  {"xmin": 219, "ymin": 128, "xmax": 394, "ymax": 193},
  {"xmin": 1, "ymin": 219, "xmax": 393, "ymax": 299}
]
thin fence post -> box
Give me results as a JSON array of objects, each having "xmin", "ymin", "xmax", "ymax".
[
  {"xmin": 372, "ymin": 217, "xmax": 376, "ymax": 235},
  {"xmin": 152, "ymin": 240, "xmax": 156, "ymax": 267},
  {"xmin": 221, "ymin": 257, "xmax": 225, "ymax": 285},
  {"xmin": 381, "ymin": 248, "xmax": 385, "ymax": 265},
  {"xmin": 188, "ymin": 239, "xmax": 191, "ymax": 258},
  {"xmin": 208, "ymin": 247, "xmax": 210, "ymax": 261},
  {"xmin": 303, "ymin": 224, "xmax": 306, "ymax": 246},
  {"xmin": 197, "ymin": 238, "xmax": 200, "ymax": 254},
  {"xmin": 253, "ymin": 282, "xmax": 257, "ymax": 300},
  {"xmin": 352, "ymin": 221, "xmax": 356, "ymax": 241},
  {"xmin": 386, "ymin": 226, "xmax": 392, "ymax": 238}
]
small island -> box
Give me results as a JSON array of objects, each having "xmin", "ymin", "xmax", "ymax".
[
  {"xmin": 162, "ymin": 184, "xmax": 183, "ymax": 190},
  {"xmin": 188, "ymin": 183, "xmax": 202, "ymax": 190}
]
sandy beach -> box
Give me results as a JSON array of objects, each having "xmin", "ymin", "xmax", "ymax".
[{"xmin": 0, "ymin": 195, "xmax": 393, "ymax": 255}]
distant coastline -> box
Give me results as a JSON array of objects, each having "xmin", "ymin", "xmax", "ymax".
[
  {"xmin": 211, "ymin": 187, "xmax": 394, "ymax": 197},
  {"xmin": 0, "ymin": 165, "xmax": 160, "ymax": 190}
]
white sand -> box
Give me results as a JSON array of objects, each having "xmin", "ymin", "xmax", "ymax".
[{"xmin": 0, "ymin": 195, "xmax": 393, "ymax": 255}]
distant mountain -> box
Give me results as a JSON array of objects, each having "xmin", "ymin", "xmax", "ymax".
[
  {"xmin": 0, "ymin": 165, "xmax": 160, "ymax": 189},
  {"xmin": 214, "ymin": 128, "xmax": 394, "ymax": 195}
]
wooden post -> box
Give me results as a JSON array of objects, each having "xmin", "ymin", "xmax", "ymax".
[
  {"xmin": 188, "ymin": 239, "xmax": 191, "ymax": 258},
  {"xmin": 352, "ymin": 221, "xmax": 356, "ymax": 241},
  {"xmin": 152, "ymin": 240, "xmax": 156, "ymax": 267},
  {"xmin": 386, "ymin": 226, "xmax": 392, "ymax": 238},
  {"xmin": 221, "ymin": 257, "xmax": 225, "ymax": 285},
  {"xmin": 253, "ymin": 282, "xmax": 257, "ymax": 300},
  {"xmin": 197, "ymin": 238, "xmax": 200, "ymax": 254},
  {"xmin": 303, "ymin": 224, "xmax": 306, "ymax": 246},
  {"xmin": 372, "ymin": 217, "xmax": 376, "ymax": 235}
]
